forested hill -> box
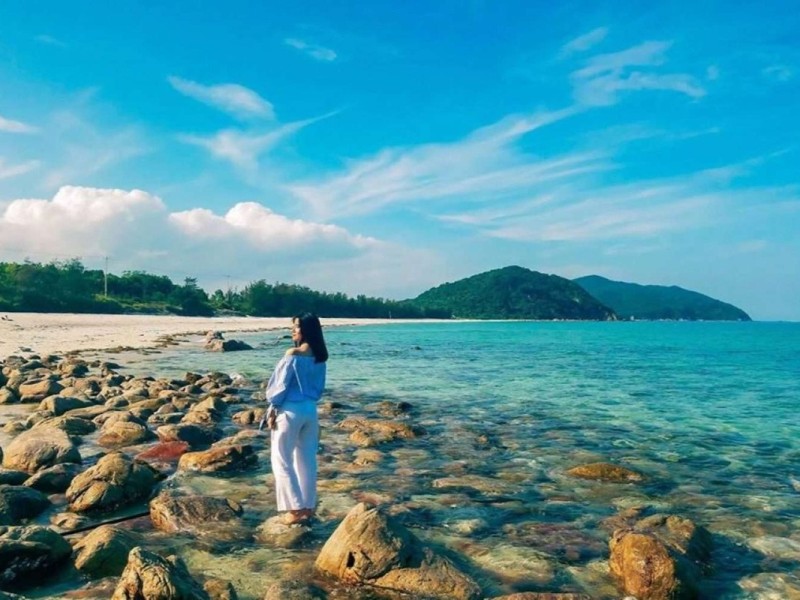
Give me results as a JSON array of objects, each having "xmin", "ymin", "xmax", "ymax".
[
  {"xmin": 574, "ymin": 275, "xmax": 751, "ymax": 321},
  {"xmin": 412, "ymin": 266, "xmax": 616, "ymax": 320}
]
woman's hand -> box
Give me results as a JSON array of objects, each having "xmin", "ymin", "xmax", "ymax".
[{"xmin": 267, "ymin": 407, "xmax": 278, "ymax": 430}]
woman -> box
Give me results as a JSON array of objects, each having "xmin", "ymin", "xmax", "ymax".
[{"xmin": 265, "ymin": 313, "xmax": 328, "ymax": 524}]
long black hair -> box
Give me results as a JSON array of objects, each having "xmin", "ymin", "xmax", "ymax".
[{"xmin": 296, "ymin": 312, "xmax": 328, "ymax": 363}]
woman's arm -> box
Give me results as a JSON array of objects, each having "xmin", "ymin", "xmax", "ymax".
[{"xmin": 265, "ymin": 355, "xmax": 297, "ymax": 407}]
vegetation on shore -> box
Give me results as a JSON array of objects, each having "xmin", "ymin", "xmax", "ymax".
[{"xmin": 574, "ymin": 275, "xmax": 752, "ymax": 321}]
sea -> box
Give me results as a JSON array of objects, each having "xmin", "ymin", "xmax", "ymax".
[{"xmin": 9, "ymin": 320, "xmax": 800, "ymax": 598}]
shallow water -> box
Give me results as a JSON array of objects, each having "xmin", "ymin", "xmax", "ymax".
[{"xmin": 7, "ymin": 321, "xmax": 800, "ymax": 598}]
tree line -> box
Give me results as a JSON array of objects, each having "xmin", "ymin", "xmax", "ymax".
[{"xmin": 0, "ymin": 260, "xmax": 449, "ymax": 319}]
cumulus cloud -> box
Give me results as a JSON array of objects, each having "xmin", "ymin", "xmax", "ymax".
[
  {"xmin": 571, "ymin": 41, "xmax": 706, "ymax": 105},
  {"xmin": 0, "ymin": 115, "xmax": 38, "ymax": 134},
  {"xmin": 168, "ymin": 76, "xmax": 275, "ymax": 120},
  {"xmin": 0, "ymin": 185, "xmax": 386, "ymax": 293},
  {"xmin": 285, "ymin": 38, "xmax": 337, "ymax": 62}
]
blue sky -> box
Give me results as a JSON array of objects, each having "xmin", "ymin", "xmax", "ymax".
[{"xmin": 0, "ymin": 1, "xmax": 798, "ymax": 320}]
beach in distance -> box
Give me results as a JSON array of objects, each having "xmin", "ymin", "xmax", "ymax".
[{"xmin": 0, "ymin": 312, "xmax": 414, "ymax": 357}]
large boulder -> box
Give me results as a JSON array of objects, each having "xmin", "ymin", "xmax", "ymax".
[
  {"xmin": 111, "ymin": 547, "xmax": 210, "ymax": 600},
  {"xmin": 149, "ymin": 492, "xmax": 246, "ymax": 541},
  {"xmin": 177, "ymin": 444, "xmax": 257, "ymax": 473},
  {"xmin": 97, "ymin": 420, "xmax": 154, "ymax": 448},
  {"xmin": 315, "ymin": 503, "xmax": 481, "ymax": 600},
  {"xmin": 66, "ymin": 452, "xmax": 163, "ymax": 513},
  {"xmin": 156, "ymin": 423, "xmax": 218, "ymax": 448},
  {"xmin": 73, "ymin": 524, "xmax": 142, "ymax": 578},
  {"xmin": 0, "ymin": 486, "xmax": 50, "ymax": 525},
  {"xmin": 609, "ymin": 514, "xmax": 712, "ymax": 600},
  {"xmin": 0, "ymin": 387, "xmax": 18, "ymax": 405},
  {"xmin": 38, "ymin": 395, "xmax": 93, "ymax": 416},
  {"xmin": 1, "ymin": 425, "xmax": 81, "ymax": 473},
  {"xmin": 23, "ymin": 462, "xmax": 83, "ymax": 493},
  {"xmin": 0, "ymin": 525, "xmax": 71, "ymax": 587},
  {"xmin": 17, "ymin": 377, "xmax": 63, "ymax": 403}
]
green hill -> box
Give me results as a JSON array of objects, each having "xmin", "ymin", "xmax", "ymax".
[
  {"xmin": 574, "ymin": 275, "xmax": 751, "ymax": 321},
  {"xmin": 411, "ymin": 266, "xmax": 616, "ymax": 320}
]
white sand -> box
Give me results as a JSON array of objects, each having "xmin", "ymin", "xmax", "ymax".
[{"xmin": 0, "ymin": 313, "xmax": 398, "ymax": 357}]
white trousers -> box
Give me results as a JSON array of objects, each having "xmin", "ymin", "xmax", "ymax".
[{"xmin": 270, "ymin": 401, "xmax": 319, "ymax": 511}]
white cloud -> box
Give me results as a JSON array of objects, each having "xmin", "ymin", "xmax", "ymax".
[
  {"xmin": 0, "ymin": 185, "xmax": 385, "ymax": 292},
  {"xmin": 285, "ymin": 38, "xmax": 337, "ymax": 62},
  {"xmin": 168, "ymin": 76, "xmax": 275, "ymax": 120},
  {"xmin": 560, "ymin": 27, "xmax": 609, "ymax": 57},
  {"xmin": 288, "ymin": 107, "xmax": 582, "ymax": 220},
  {"xmin": 34, "ymin": 34, "xmax": 66, "ymax": 47},
  {"xmin": 0, "ymin": 115, "xmax": 38, "ymax": 134},
  {"xmin": 571, "ymin": 41, "xmax": 706, "ymax": 105},
  {"xmin": 0, "ymin": 158, "xmax": 40, "ymax": 180}
]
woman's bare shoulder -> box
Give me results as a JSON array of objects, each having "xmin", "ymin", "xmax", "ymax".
[{"xmin": 285, "ymin": 344, "xmax": 312, "ymax": 357}]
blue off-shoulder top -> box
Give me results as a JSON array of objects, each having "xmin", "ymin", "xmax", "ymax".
[{"xmin": 265, "ymin": 354, "xmax": 327, "ymax": 408}]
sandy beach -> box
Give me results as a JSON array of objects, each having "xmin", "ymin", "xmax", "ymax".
[{"xmin": 0, "ymin": 312, "xmax": 397, "ymax": 357}]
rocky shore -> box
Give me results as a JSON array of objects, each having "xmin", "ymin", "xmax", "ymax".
[{"xmin": 0, "ymin": 347, "xmax": 721, "ymax": 599}]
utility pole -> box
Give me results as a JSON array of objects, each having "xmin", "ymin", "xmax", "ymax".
[{"xmin": 104, "ymin": 256, "xmax": 109, "ymax": 298}]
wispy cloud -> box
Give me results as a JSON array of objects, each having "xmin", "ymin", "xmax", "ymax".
[
  {"xmin": 288, "ymin": 107, "xmax": 581, "ymax": 220},
  {"xmin": 560, "ymin": 27, "xmax": 608, "ymax": 58},
  {"xmin": 179, "ymin": 113, "xmax": 332, "ymax": 171},
  {"xmin": 762, "ymin": 64, "xmax": 794, "ymax": 83},
  {"xmin": 34, "ymin": 34, "xmax": 67, "ymax": 47},
  {"xmin": 571, "ymin": 41, "xmax": 706, "ymax": 105},
  {"xmin": 0, "ymin": 158, "xmax": 40, "ymax": 180},
  {"xmin": 168, "ymin": 76, "xmax": 275, "ymax": 120},
  {"xmin": 285, "ymin": 38, "xmax": 337, "ymax": 62},
  {"xmin": 0, "ymin": 115, "xmax": 38, "ymax": 134}
]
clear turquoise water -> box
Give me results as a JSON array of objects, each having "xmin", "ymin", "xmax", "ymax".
[{"xmin": 115, "ymin": 320, "xmax": 800, "ymax": 597}]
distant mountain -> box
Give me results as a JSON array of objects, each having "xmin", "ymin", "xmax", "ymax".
[
  {"xmin": 573, "ymin": 275, "xmax": 751, "ymax": 321},
  {"xmin": 411, "ymin": 266, "xmax": 616, "ymax": 320}
]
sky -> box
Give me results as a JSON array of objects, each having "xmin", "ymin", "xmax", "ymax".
[{"xmin": 0, "ymin": 1, "xmax": 798, "ymax": 320}]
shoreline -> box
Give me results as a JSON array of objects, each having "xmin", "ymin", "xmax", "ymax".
[{"xmin": 0, "ymin": 313, "xmax": 429, "ymax": 357}]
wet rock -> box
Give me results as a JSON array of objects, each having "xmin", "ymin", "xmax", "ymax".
[
  {"xmin": 0, "ymin": 525, "xmax": 72, "ymax": 588},
  {"xmin": 255, "ymin": 514, "xmax": 312, "ymax": 549},
  {"xmin": 338, "ymin": 417, "xmax": 420, "ymax": 446},
  {"xmin": 487, "ymin": 594, "xmax": 591, "ymax": 599},
  {"xmin": 566, "ymin": 462, "xmax": 643, "ymax": 483},
  {"xmin": 73, "ymin": 524, "xmax": 143, "ymax": 578},
  {"xmin": 156, "ymin": 423, "xmax": 218, "ymax": 448},
  {"xmin": 66, "ymin": 452, "xmax": 163, "ymax": 513},
  {"xmin": 38, "ymin": 395, "xmax": 93, "ymax": 416},
  {"xmin": 33, "ymin": 415, "xmax": 97, "ymax": 436},
  {"xmin": 50, "ymin": 511, "xmax": 91, "ymax": 532},
  {"xmin": 747, "ymin": 535, "xmax": 800, "ymax": 561},
  {"xmin": 263, "ymin": 579, "xmax": 322, "ymax": 599},
  {"xmin": 205, "ymin": 339, "xmax": 253, "ymax": 352},
  {"xmin": 609, "ymin": 517, "xmax": 710, "ymax": 600},
  {"xmin": 178, "ymin": 444, "xmax": 257, "ymax": 473},
  {"xmin": 97, "ymin": 419, "xmax": 154, "ymax": 448},
  {"xmin": 204, "ymin": 577, "xmax": 239, "ymax": 600},
  {"xmin": 0, "ymin": 486, "xmax": 50, "ymax": 525},
  {"xmin": 58, "ymin": 360, "xmax": 89, "ymax": 377},
  {"xmin": 0, "ymin": 387, "xmax": 18, "ymax": 404},
  {"xmin": 23, "ymin": 462, "xmax": 83, "ymax": 493},
  {"xmin": 738, "ymin": 572, "xmax": 800, "ymax": 598},
  {"xmin": 432, "ymin": 474, "xmax": 518, "ymax": 496},
  {"xmin": 134, "ymin": 440, "xmax": 191, "ymax": 468},
  {"xmin": 231, "ymin": 407, "xmax": 266, "ymax": 425},
  {"xmin": 315, "ymin": 502, "xmax": 481, "ymax": 599},
  {"xmin": 469, "ymin": 542, "xmax": 556, "ymax": 586},
  {"xmin": 1, "ymin": 425, "xmax": 81, "ymax": 473},
  {"xmin": 111, "ymin": 547, "xmax": 210, "ymax": 600},
  {"xmin": 0, "ymin": 469, "xmax": 28, "ymax": 486},
  {"xmin": 149, "ymin": 491, "xmax": 245, "ymax": 538},
  {"xmin": 18, "ymin": 377, "xmax": 63, "ymax": 403}
]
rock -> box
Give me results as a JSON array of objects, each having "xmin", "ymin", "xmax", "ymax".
[
  {"xmin": 178, "ymin": 444, "xmax": 257, "ymax": 473},
  {"xmin": 204, "ymin": 578, "xmax": 239, "ymax": 600},
  {"xmin": 0, "ymin": 486, "xmax": 50, "ymax": 525},
  {"xmin": 66, "ymin": 452, "xmax": 163, "ymax": 513},
  {"xmin": 23, "ymin": 462, "xmax": 83, "ymax": 493},
  {"xmin": 338, "ymin": 417, "xmax": 420, "ymax": 445},
  {"xmin": 18, "ymin": 377, "xmax": 63, "ymax": 403},
  {"xmin": 134, "ymin": 441, "xmax": 190, "ymax": 468},
  {"xmin": 0, "ymin": 387, "xmax": 18, "ymax": 404},
  {"xmin": 33, "ymin": 415, "xmax": 97, "ymax": 436},
  {"xmin": 232, "ymin": 407, "xmax": 266, "ymax": 425},
  {"xmin": 205, "ymin": 339, "xmax": 253, "ymax": 352},
  {"xmin": 149, "ymin": 492, "xmax": 245, "ymax": 539},
  {"xmin": 432, "ymin": 474, "xmax": 518, "ymax": 496},
  {"xmin": 255, "ymin": 514, "xmax": 312, "ymax": 549},
  {"xmin": 38, "ymin": 394, "xmax": 93, "ymax": 416},
  {"xmin": 1, "ymin": 425, "xmax": 81, "ymax": 473},
  {"xmin": 566, "ymin": 462, "xmax": 643, "ymax": 482},
  {"xmin": 0, "ymin": 470, "xmax": 28, "ymax": 486},
  {"xmin": 487, "ymin": 594, "xmax": 591, "ymax": 600},
  {"xmin": 0, "ymin": 525, "xmax": 72, "ymax": 587},
  {"xmin": 111, "ymin": 546, "xmax": 210, "ymax": 600},
  {"xmin": 156, "ymin": 423, "xmax": 218, "ymax": 448},
  {"xmin": 98, "ymin": 420, "xmax": 154, "ymax": 448},
  {"xmin": 263, "ymin": 579, "xmax": 322, "ymax": 599},
  {"xmin": 50, "ymin": 511, "xmax": 92, "ymax": 532},
  {"xmin": 315, "ymin": 502, "xmax": 481, "ymax": 599},
  {"xmin": 73, "ymin": 524, "xmax": 142, "ymax": 578}
]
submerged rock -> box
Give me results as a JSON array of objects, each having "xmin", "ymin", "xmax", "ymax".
[
  {"xmin": 73, "ymin": 524, "xmax": 143, "ymax": 578},
  {"xmin": 149, "ymin": 491, "xmax": 246, "ymax": 540},
  {"xmin": 111, "ymin": 547, "xmax": 210, "ymax": 600},
  {"xmin": 0, "ymin": 485, "xmax": 50, "ymax": 525},
  {"xmin": 178, "ymin": 444, "xmax": 257, "ymax": 473},
  {"xmin": 315, "ymin": 502, "xmax": 481, "ymax": 600},
  {"xmin": 566, "ymin": 462, "xmax": 643, "ymax": 483},
  {"xmin": 0, "ymin": 525, "xmax": 71, "ymax": 587}
]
